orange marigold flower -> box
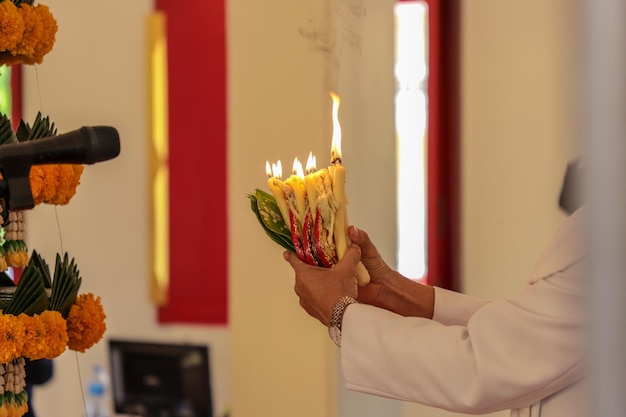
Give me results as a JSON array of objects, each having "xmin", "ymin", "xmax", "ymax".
[
  {"xmin": 70, "ymin": 164, "xmax": 84, "ymax": 189},
  {"xmin": 66, "ymin": 293, "xmax": 107, "ymax": 353},
  {"xmin": 49, "ymin": 164, "xmax": 76, "ymax": 205},
  {"xmin": 29, "ymin": 165, "xmax": 45, "ymax": 205},
  {"xmin": 30, "ymin": 4, "xmax": 57, "ymax": 65},
  {"xmin": 0, "ymin": 314, "xmax": 24, "ymax": 363},
  {"xmin": 39, "ymin": 310, "xmax": 68, "ymax": 359},
  {"xmin": 13, "ymin": 4, "xmax": 37, "ymax": 58},
  {"xmin": 0, "ymin": 2, "xmax": 25, "ymax": 53},
  {"xmin": 40, "ymin": 164, "xmax": 60, "ymax": 203},
  {"xmin": 19, "ymin": 314, "xmax": 48, "ymax": 361}
]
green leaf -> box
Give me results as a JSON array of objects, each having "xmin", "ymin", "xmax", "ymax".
[
  {"xmin": 29, "ymin": 250, "xmax": 52, "ymax": 288},
  {"xmin": 16, "ymin": 111, "xmax": 58, "ymax": 142},
  {"xmin": 49, "ymin": 252, "xmax": 82, "ymax": 317},
  {"xmin": 248, "ymin": 190, "xmax": 295, "ymax": 252},
  {"xmin": 0, "ymin": 113, "xmax": 16, "ymax": 146},
  {"xmin": 4, "ymin": 264, "xmax": 47, "ymax": 315}
]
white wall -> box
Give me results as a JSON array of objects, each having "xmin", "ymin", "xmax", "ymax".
[{"xmin": 20, "ymin": 1, "xmax": 578, "ymax": 417}]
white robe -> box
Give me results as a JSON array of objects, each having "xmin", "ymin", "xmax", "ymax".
[{"xmin": 341, "ymin": 207, "xmax": 587, "ymax": 416}]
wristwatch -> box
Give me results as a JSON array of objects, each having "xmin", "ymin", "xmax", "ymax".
[{"xmin": 328, "ymin": 296, "xmax": 358, "ymax": 347}]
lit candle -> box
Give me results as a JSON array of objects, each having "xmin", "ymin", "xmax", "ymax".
[
  {"xmin": 328, "ymin": 92, "xmax": 370, "ymax": 285},
  {"xmin": 329, "ymin": 92, "xmax": 348, "ymax": 260},
  {"xmin": 266, "ymin": 160, "xmax": 290, "ymax": 225},
  {"xmin": 304, "ymin": 152, "xmax": 319, "ymax": 214},
  {"xmin": 284, "ymin": 158, "xmax": 307, "ymax": 228}
]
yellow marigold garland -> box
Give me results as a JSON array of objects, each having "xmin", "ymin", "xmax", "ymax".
[{"xmin": 66, "ymin": 293, "xmax": 107, "ymax": 353}]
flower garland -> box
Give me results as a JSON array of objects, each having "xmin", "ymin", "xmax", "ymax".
[
  {"xmin": 0, "ymin": 3, "xmax": 109, "ymax": 416},
  {"xmin": 0, "ymin": 252, "xmax": 108, "ymax": 417},
  {"xmin": 0, "ymin": 295, "xmax": 106, "ymax": 362},
  {"xmin": 0, "ymin": 0, "xmax": 57, "ymax": 66}
]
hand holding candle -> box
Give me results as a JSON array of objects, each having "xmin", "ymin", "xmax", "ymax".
[{"xmin": 249, "ymin": 92, "xmax": 370, "ymax": 285}]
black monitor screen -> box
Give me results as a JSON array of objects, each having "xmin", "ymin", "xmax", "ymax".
[{"xmin": 108, "ymin": 339, "xmax": 213, "ymax": 417}]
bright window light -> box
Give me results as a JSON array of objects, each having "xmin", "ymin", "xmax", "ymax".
[{"xmin": 394, "ymin": 1, "xmax": 428, "ymax": 280}]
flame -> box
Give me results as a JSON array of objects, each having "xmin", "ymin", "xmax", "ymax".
[
  {"xmin": 292, "ymin": 157, "xmax": 305, "ymax": 178},
  {"xmin": 267, "ymin": 160, "xmax": 283, "ymax": 179},
  {"xmin": 330, "ymin": 92, "xmax": 342, "ymax": 164},
  {"xmin": 305, "ymin": 151, "xmax": 316, "ymax": 175}
]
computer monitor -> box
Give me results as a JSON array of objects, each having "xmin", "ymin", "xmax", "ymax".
[{"xmin": 108, "ymin": 339, "xmax": 213, "ymax": 417}]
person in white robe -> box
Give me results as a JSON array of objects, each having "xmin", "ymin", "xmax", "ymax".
[{"xmin": 284, "ymin": 205, "xmax": 587, "ymax": 417}]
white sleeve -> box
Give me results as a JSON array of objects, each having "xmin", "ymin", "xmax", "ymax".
[
  {"xmin": 432, "ymin": 286, "xmax": 490, "ymax": 326},
  {"xmin": 340, "ymin": 260, "xmax": 587, "ymax": 415}
]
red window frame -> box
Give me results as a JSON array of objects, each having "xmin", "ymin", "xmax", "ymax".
[{"xmin": 398, "ymin": 0, "xmax": 460, "ymax": 290}]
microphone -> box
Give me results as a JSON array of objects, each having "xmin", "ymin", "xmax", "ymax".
[
  {"xmin": 0, "ymin": 126, "xmax": 120, "ymax": 166},
  {"xmin": 0, "ymin": 126, "xmax": 121, "ymax": 210}
]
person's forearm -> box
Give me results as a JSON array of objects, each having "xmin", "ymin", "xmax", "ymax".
[{"xmin": 373, "ymin": 272, "xmax": 435, "ymax": 318}]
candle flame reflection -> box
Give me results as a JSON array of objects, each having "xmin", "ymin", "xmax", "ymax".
[{"xmin": 330, "ymin": 92, "xmax": 342, "ymax": 164}]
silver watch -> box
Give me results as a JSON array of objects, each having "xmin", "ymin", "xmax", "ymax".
[{"xmin": 328, "ymin": 296, "xmax": 358, "ymax": 347}]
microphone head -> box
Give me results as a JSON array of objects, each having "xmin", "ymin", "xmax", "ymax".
[{"xmin": 81, "ymin": 126, "xmax": 121, "ymax": 164}]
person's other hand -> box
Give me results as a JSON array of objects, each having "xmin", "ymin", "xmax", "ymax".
[
  {"xmin": 284, "ymin": 244, "xmax": 360, "ymax": 326},
  {"xmin": 348, "ymin": 226, "xmax": 397, "ymax": 306},
  {"xmin": 349, "ymin": 226, "xmax": 434, "ymax": 318}
]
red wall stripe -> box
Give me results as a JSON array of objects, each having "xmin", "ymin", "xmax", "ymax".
[
  {"xmin": 398, "ymin": 0, "xmax": 460, "ymax": 291},
  {"xmin": 155, "ymin": 0, "xmax": 228, "ymax": 325}
]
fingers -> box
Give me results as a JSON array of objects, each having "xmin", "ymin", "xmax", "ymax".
[
  {"xmin": 348, "ymin": 226, "xmax": 381, "ymax": 263},
  {"xmin": 339, "ymin": 243, "xmax": 362, "ymax": 270},
  {"xmin": 349, "ymin": 226, "xmax": 374, "ymax": 254},
  {"xmin": 347, "ymin": 225, "xmax": 389, "ymax": 278}
]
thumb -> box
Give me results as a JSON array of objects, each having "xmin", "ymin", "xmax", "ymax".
[
  {"xmin": 283, "ymin": 250, "xmax": 304, "ymax": 270},
  {"xmin": 348, "ymin": 226, "xmax": 389, "ymax": 277},
  {"xmin": 337, "ymin": 243, "xmax": 362, "ymax": 272}
]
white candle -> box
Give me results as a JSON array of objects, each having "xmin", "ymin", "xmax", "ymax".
[
  {"xmin": 265, "ymin": 160, "xmax": 290, "ymax": 226},
  {"xmin": 328, "ymin": 92, "xmax": 370, "ymax": 285}
]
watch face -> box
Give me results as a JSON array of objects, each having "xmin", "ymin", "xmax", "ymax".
[{"xmin": 329, "ymin": 325, "xmax": 342, "ymax": 347}]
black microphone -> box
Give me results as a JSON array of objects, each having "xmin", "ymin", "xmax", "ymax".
[
  {"xmin": 0, "ymin": 126, "xmax": 121, "ymax": 210},
  {"xmin": 0, "ymin": 126, "xmax": 120, "ymax": 166}
]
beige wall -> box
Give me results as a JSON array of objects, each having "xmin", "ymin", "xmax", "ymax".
[
  {"xmin": 21, "ymin": 1, "xmax": 577, "ymax": 417},
  {"xmin": 23, "ymin": 1, "xmax": 231, "ymax": 417}
]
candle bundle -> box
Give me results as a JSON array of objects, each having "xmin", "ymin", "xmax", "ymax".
[{"xmin": 248, "ymin": 93, "xmax": 370, "ymax": 285}]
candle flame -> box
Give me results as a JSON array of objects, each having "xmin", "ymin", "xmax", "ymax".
[
  {"xmin": 265, "ymin": 161, "xmax": 272, "ymax": 178},
  {"xmin": 330, "ymin": 92, "xmax": 342, "ymax": 164},
  {"xmin": 292, "ymin": 157, "xmax": 305, "ymax": 178},
  {"xmin": 305, "ymin": 151, "xmax": 317, "ymax": 174},
  {"xmin": 271, "ymin": 160, "xmax": 283, "ymax": 179}
]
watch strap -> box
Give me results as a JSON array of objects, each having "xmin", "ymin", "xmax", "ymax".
[{"xmin": 328, "ymin": 296, "xmax": 358, "ymax": 347}]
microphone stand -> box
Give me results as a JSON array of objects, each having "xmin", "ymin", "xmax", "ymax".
[{"xmin": 0, "ymin": 157, "xmax": 35, "ymax": 211}]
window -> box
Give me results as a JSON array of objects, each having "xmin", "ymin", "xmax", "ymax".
[
  {"xmin": 395, "ymin": 1, "xmax": 429, "ymax": 280},
  {"xmin": 394, "ymin": 0, "xmax": 460, "ymax": 289}
]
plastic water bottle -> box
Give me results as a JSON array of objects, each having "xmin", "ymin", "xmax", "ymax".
[{"xmin": 85, "ymin": 365, "xmax": 109, "ymax": 417}]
